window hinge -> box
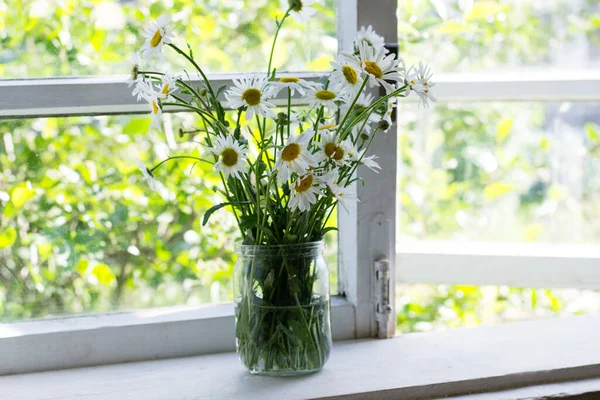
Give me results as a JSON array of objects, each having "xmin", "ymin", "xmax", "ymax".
[{"xmin": 374, "ymin": 259, "xmax": 394, "ymax": 338}]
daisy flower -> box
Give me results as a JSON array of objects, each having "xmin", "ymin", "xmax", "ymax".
[
  {"xmin": 141, "ymin": 15, "xmax": 175, "ymax": 60},
  {"xmin": 361, "ymin": 155, "xmax": 382, "ymax": 173},
  {"xmin": 209, "ymin": 135, "xmax": 248, "ymax": 179},
  {"xmin": 327, "ymin": 182, "xmax": 358, "ymax": 213},
  {"xmin": 352, "ymin": 40, "xmax": 401, "ymax": 94},
  {"xmin": 157, "ymin": 72, "xmax": 179, "ymax": 101},
  {"xmin": 274, "ymin": 130, "xmax": 317, "ymax": 182},
  {"xmin": 329, "ymin": 54, "xmax": 364, "ymax": 97},
  {"xmin": 132, "ymin": 78, "xmax": 152, "ymax": 102},
  {"xmin": 316, "ymin": 131, "xmax": 347, "ymax": 165},
  {"xmin": 341, "ymin": 91, "xmax": 375, "ymax": 117},
  {"xmin": 400, "ymin": 61, "xmax": 424, "ymax": 98},
  {"xmin": 143, "ymin": 87, "xmax": 163, "ymax": 131},
  {"xmin": 225, "ymin": 75, "xmax": 277, "ymax": 121},
  {"xmin": 271, "ymin": 77, "xmax": 315, "ymax": 96},
  {"xmin": 317, "ymin": 123, "xmax": 338, "ymax": 131},
  {"xmin": 288, "ymin": 172, "xmax": 324, "ymax": 212},
  {"xmin": 356, "ymin": 25, "xmax": 387, "ymax": 52},
  {"xmin": 379, "ymin": 98, "xmax": 395, "ymax": 133},
  {"xmin": 283, "ymin": 0, "xmax": 318, "ymax": 23},
  {"xmin": 340, "ymin": 92, "xmax": 379, "ymax": 138},
  {"xmin": 343, "ymin": 139, "xmax": 360, "ymax": 162},
  {"xmin": 125, "ymin": 52, "xmax": 143, "ymax": 88},
  {"xmin": 305, "ymin": 85, "xmax": 346, "ymax": 110},
  {"xmin": 136, "ymin": 159, "xmax": 168, "ymax": 199},
  {"xmin": 415, "ymin": 62, "xmax": 437, "ymax": 108}
]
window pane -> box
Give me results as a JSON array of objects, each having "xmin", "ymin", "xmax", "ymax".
[
  {"xmin": 398, "ymin": 0, "xmax": 600, "ymax": 73},
  {"xmin": 1, "ymin": 0, "xmax": 337, "ymax": 79},
  {"xmin": 0, "ymin": 115, "xmax": 232, "ymax": 320},
  {"xmin": 398, "ymin": 101, "xmax": 600, "ymax": 243},
  {"xmin": 0, "ymin": 112, "xmax": 338, "ymax": 321},
  {"xmin": 396, "ymin": 283, "xmax": 600, "ymax": 333}
]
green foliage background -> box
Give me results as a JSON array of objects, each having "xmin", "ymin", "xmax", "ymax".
[{"xmin": 1, "ymin": 0, "xmax": 599, "ymax": 330}]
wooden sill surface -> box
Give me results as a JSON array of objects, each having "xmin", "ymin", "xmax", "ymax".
[{"xmin": 2, "ymin": 315, "xmax": 600, "ymax": 399}]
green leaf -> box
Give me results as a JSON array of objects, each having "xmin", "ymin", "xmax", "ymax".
[
  {"xmin": 585, "ymin": 123, "xmax": 599, "ymax": 141},
  {"xmin": 483, "ymin": 182, "xmax": 514, "ymax": 199},
  {"xmin": 321, "ymin": 227, "xmax": 338, "ymax": 236},
  {"xmin": 233, "ymin": 124, "xmax": 241, "ymax": 140},
  {"xmin": 11, "ymin": 183, "xmax": 35, "ymax": 208},
  {"xmin": 92, "ymin": 264, "xmax": 115, "ymax": 285},
  {"xmin": 496, "ymin": 117, "xmax": 513, "ymax": 143},
  {"xmin": 202, "ymin": 201, "xmax": 250, "ymax": 226},
  {"xmin": 254, "ymin": 225, "xmax": 275, "ymax": 239},
  {"xmin": 215, "ymin": 85, "xmax": 227, "ymax": 99},
  {"xmin": 0, "ymin": 227, "xmax": 17, "ymax": 248},
  {"xmin": 186, "ymin": 42, "xmax": 194, "ymax": 59}
]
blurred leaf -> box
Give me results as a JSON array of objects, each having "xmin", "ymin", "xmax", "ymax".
[
  {"xmin": 523, "ymin": 224, "xmax": 543, "ymax": 241},
  {"xmin": 0, "ymin": 227, "xmax": 17, "ymax": 248},
  {"xmin": 483, "ymin": 182, "xmax": 513, "ymax": 199},
  {"xmin": 11, "ymin": 183, "xmax": 35, "ymax": 208},
  {"xmin": 585, "ymin": 123, "xmax": 599, "ymax": 141},
  {"xmin": 466, "ymin": 1, "xmax": 505, "ymax": 21},
  {"xmin": 92, "ymin": 264, "xmax": 116, "ymax": 285},
  {"xmin": 496, "ymin": 117, "xmax": 513, "ymax": 143}
]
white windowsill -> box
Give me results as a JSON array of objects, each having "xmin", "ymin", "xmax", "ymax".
[
  {"xmin": 2, "ymin": 315, "xmax": 600, "ymax": 400},
  {"xmin": 0, "ymin": 296, "xmax": 356, "ymax": 376}
]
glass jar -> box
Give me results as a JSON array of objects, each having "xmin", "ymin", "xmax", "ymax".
[{"xmin": 233, "ymin": 241, "xmax": 332, "ymax": 376}]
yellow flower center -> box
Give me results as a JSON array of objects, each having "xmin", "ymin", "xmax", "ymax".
[
  {"xmin": 295, "ymin": 175, "xmax": 314, "ymax": 193},
  {"xmin": 315, "ymin": 90, "xmax": 336, "ymax": 101},
  {"xmin": 242, "ymin": 88, "xmax": 262, "ymax": 106},
  {"xmin": 364, "ymin": 61, "xmax": 383, "ymax": 79},
  {"xmin": 318, "ymin": 124, "xmax": 336, "ymax": 130},
  {"xmin": 131, "ymin": 65, "xmax": 139, "ymax": 80},
  {"xmin": 152, "ymin": 99, "xmax": 159, "ymax": 115},
  {"xmin": 280, "ymin": 77, "xmax": 300, "ymax": 83},
  {"xmin": 221, "ymin": 148, "xmax": 239, "ymax": 167},
  {"xmin": 161, "ymin": 84, "xmax": 169, "ymax": 95},
  {"xmin": 342, "ymin": 65, "xmax": 358, "ymax": 85},
  {"xmin": 424, "ymin": 81, "xmax": 429, "ymax": 87},
  {"xmin": 324, "ymin": 142, "xmax": 344, "ymax": 161},
  {"xmin": 410, "ymin": 79, "xmax": 416, "ymax": 85},
  {"xmin": 281, "ymin": 143, "xmax": 301, "ymax": 162},
  {"xmin": 150, "ymin": 30, "xmax": 163, "ymax": 48}
]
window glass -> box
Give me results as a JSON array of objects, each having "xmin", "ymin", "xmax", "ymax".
[
  {"xmin": 0, "ymin": 114, "xmax": 338, "ymax": 321},
  {"xmin": 398, "ymin": 101, "xmax": 600, "ymax": 243},
  {"xmin": 398, "ymin": 0, "xmax": 600, "ymax": 73},
  {"xmin": 396, "ymin": 283, "xmax": 600, "ymax": 333},
  {"xmin": 0, "ymin": 0, "xmax": 337, "ymax": 79}
]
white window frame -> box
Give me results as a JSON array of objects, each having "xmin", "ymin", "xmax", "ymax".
[
  {"xmin": 397, "ymin": 70, "xmax": 600, "ymax": 288},
  {"xmin": 2, "ymin": 0, "xmax": 600, "ymax": 376}
]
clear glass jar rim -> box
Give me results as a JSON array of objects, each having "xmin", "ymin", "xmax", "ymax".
[{"xmin": 235, "ymin": 240, "xmax": 325, "ymax": 254}]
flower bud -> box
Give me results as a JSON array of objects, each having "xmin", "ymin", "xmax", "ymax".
[{"xmin": 378, "ymin": 119, "xmax": 390, "ymax": 131}]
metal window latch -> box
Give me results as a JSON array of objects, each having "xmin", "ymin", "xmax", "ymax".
[{"xmin": 374, "ymin": 259, "xmax": 394, "ymax": 338}]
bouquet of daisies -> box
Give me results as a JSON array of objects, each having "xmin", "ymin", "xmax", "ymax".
[
  {"xmin": 129, "ymin": 9, "xmax": 435, "ymax": 246},
  {"xmin": 128, "ymin": 0, "xmax": 434, "ymax": 373}
]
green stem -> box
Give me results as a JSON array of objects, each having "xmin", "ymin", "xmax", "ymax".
[
  {"xmin": 267, "ymin": 8, "xmax": 292, "ymax": 77},
  {"xmin": 150, "ymin": 155, "xmax": 212, "ymax": 172},
  {"xmin": 336, "ymin": 77, "xmax": 369, "ymax": 134},
  {"xmin": 167, "ymin": 43, "xmax": 221, "ymax": 120}
]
